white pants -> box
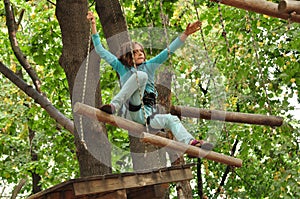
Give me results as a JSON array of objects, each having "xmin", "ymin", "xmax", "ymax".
[{"xmin": 111, "ymin": 71, "xmax": 194, "ymax": 144}]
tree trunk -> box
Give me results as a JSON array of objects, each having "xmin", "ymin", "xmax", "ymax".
[
  {"xmin": 56, "ymin": 0, "xmax": 111, "ymax": 177},
  {"xmin": 96, "ymin": 0, "xmax": 130, "ymax": 55},
  {"xmin": 29, "ymin": 129, "xmax": 42, "ymax": 194}
]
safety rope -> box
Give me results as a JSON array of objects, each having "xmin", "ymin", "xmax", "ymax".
[
  {"xmin": 193, "ymin": 0, "xmax": 212, "ymax": 66},
  {"xmin": 144, "ymin": 0, "xmax": 154, "ymax": 55},
  {"xmin": 79, "ymin": 22, "xmax": 92, "ymax": 150},
  {"xmin": 245, "ymin": 11, "xmax": 273, "ymax": 114},
  {"xmin": 217, "ymin": 0, "xmax": 230, "ymax": 54},
  {"xmin": 159, "ymin": 0, "xmax": 175, "ymax": 104}
]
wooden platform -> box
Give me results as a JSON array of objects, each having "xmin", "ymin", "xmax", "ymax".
[{"xmin": 27, "ymin": 165, "xmax": 193, "ymax": 199}]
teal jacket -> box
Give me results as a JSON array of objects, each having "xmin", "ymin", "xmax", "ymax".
[{"xmin": 92, "ymin": 33, "xmax": 184, "ymax": 95}]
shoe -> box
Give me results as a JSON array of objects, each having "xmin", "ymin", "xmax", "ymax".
[
  {"xmin": 100, "ymin": 104, "xmax": 116, "ymax": 114},
  {"xmin": 188, "ymin": 139, "xmax": 214, "ymax": 158},
  {"xmin": 190, "ymin": 139, "xmax": 204, "ymax": 147},
  {"xmin": 190, "ymin": 139, "xmax": 214, "ymax": 151}
]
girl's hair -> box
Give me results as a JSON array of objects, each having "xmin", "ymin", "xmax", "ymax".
[{"xmin": 117, "ymin": 41, "xmax": 146, "ymax": 67}]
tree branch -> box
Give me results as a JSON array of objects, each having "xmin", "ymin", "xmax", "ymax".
[
  {"xmin": 216, "ymin": 138, "xmax": 239, "ymax": 194},
  {"xmin": 46, "ymin": 0, "xmax": 56, "ymax": 6},
  {"xmin": 0, "ymin": 61, "xmax": 74, "ymax": 134},
  {"xmin": 4, "ymin": 0, "xmax": 42, "ymax": 92},
  {"xmin": 16, "ymin": 9, "xmax": 25, "ymax": 29},
  {"xmin": 10, "ymin": 178, "xmax": 27, "ymax": 199}
]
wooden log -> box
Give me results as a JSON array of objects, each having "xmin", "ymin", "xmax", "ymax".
[
  {"xmin": 210, "ymin": 0, "xmax": 300, "ymax": 23},
  {"xmin": 73, "ymin": 102, "xmax": 149, "ymax": 138},
  {"xmin": 73, "ymin": 102, "xmax": 242, "ymax": 167},
  {"xmin": 278, "ymin": 0, "xmax": 300, "ymax": 14},
  {"xmin": 141, "ymin": 132, "xmax": 242, "ymax": 167},
  {"xmin": 171, "ymin": 105, "xmax": 283, "ymax": 127}
]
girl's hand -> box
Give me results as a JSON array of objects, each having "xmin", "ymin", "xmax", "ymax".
[
  {"xmin": 184, "ymin": 21, "xmax": 201, "ymax": 36},
  {"xmin": 87, "ymin": 11, "xmax": 96, "ymax": 24},
  {"xmin": 87, "ymin": 11, "xmax": 97, "ymax": 34}
]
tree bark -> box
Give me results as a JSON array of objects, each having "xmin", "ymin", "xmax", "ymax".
[
  {"xmin": 29, "ymin": 129, "xmax": 42, "ymax": 194},
  {"xmin": 56, "ymin": 0, "xmax": 111, "ymax": 177},
  {"xmin": 4, "ymin": 0, "xmax": 41, "ymax": 92},
  {"xmin": 96, "ymin": 0, "xmax": 130, "ymax": 55}
]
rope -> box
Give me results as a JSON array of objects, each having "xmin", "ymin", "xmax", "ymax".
[
  {"xmin": 144, "ymin": 0, "xmax": 154, "ymax": 55},
  {"xmin": 217, "ymin": 0, "xmax": 230, "ymax": 53},
  {"xmin": 79, "ymin": 22, "xmax": 92, "ymax": 150},
  {"xmin": 159, "ymin": 0, "xmax": 176, "ymax": 104},
  {"xmin": 193, "ymin": 0, "xmax": 212, "ymax": 66},
  {"xmin": 245, "ymin": 11, "xmax": 273, "ymax": 114}
]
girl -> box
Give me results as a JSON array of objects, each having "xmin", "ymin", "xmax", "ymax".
[{"xmin": 87, "ymin": 11, "xmax": 213, "ymax": 151}]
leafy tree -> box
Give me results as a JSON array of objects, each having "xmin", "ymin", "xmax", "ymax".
[{"xmin": 0, "ymin": 0, "xmax": 299, "ymax": 198}]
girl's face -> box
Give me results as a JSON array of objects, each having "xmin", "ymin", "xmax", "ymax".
[{"xmin": 133, "ymin": 44, "xmax": 145, "ymax": 66}]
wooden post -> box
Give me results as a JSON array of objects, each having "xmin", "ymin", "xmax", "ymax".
[
  {"xmin": 73, "ymin": 102, "xmax": 243, "ymax": 167},
  {"xmin": 211, "ymin": 0, "xmax": 300, "ymax": 23},
  {"xmin": 278, "ymin": 0, "xmax": 300, "ymax": 14},
  {"xmin": 141, "ymin": 132, "xmax": 242, "ymax": 167},
  {"xmin": 171, "ymin": 105, "xmax": 283, "ymax": 127}
]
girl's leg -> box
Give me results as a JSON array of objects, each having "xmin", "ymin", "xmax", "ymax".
[
  {"xmin": 111, "ymin": 71, "xmax": 148, "ymax": 110},
  {"xmin": 129, "ymin": 109, "xmax": 145, "ymax": 124},
  {"xmin": 149, "ymin": 114, "xmax": 194, "ymax": 144}
]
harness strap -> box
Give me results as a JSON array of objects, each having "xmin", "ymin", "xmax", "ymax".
[{"xmin": 128, "ymin": 102, "xmax": 142, "ymax": 112}]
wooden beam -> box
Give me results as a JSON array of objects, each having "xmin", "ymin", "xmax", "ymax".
[
  {"xmin": 73, "ymin": 166, "xmax": 193, "ymax": 196},
  {"xmin": 211, "ymin": 0, "xmax": 300, "ymax": 23},
  {"xmin": 73, "ymin": 102, "xmax": 149, "ymax": 138},
  {"xmin": 73, "ymin": 102, "xmax": 243, "ymax": 167},
  {"xmin": 278, "ymin": 0, "xmax": 300, "ymax": 14},
  {"xmin": 141, "ymin": 132, "xmax": 242, "ymax": 167},
  {"xmin": 171, "ymin": 105, "xmax": 283, "ymax": 127}
]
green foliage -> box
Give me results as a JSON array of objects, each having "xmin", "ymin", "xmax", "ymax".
[
  {"xmin": 173, "ymin": 1, "xmax": 300, "ymax": 198},
  {"xmin": 0, "ymin": 0, "xmax": 78, "ymax": 197},
  {"xmin": 0, "ymin": 0, "xmax": 299, "ymax": 198}
]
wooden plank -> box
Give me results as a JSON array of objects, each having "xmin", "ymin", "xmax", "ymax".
[
  {"xmin": 73, "ymin": 167, "xmax": 193, "ymax": 196},
  {"xmin": 210, "ymin": 0, "xmax": 300, "ymax": 23},
  {"xmin": 45, "ymin": 192, "xmax": 60, "ymax": 199},
  {"xmin": 61, "ymin": 189, "xmax": 74, "ymax": 199},
  {"xmin": 171, "ymin": 105, "xmax": 283, "ymax": 127},
  {"xmin": 141, "ymin": 132, "xmax": 242, "ymax": 167},
  {"xmin": 27, "ymin": 180, "xmax": 75, "ymax": 199},
  {"xmin": 97, "ymin": 189, "xmax": 127, "ymax": 199},
  {"xmin": 126, "ymin": 184, "xmax": 168, "ymax": 199}
]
